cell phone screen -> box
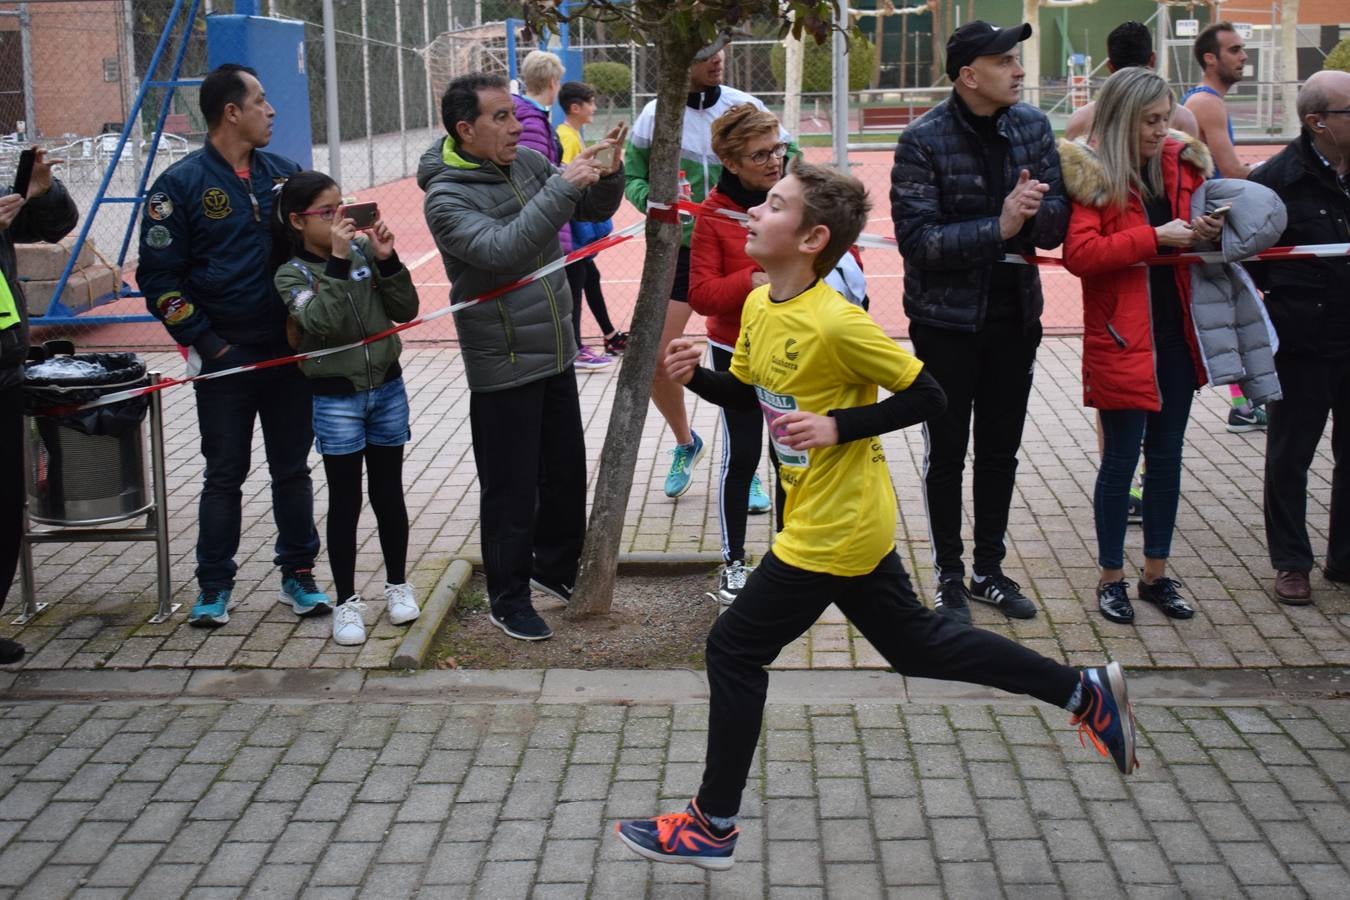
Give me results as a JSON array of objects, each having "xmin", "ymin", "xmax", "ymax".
[
  {"xmin": 339, "ymin": 201, "xmax": 378, "ymax": 229},
  {"xmin": 12, "ymin": 148, "xmax": 35, "ymax": 199}
]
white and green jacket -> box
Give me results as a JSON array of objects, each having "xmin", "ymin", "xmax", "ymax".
[{"xmin": 624, "ymin": 84, "xmax": 795, "ymax": 248}]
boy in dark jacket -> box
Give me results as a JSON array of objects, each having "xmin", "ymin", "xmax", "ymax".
[
  {"xmin": 891, "ymin": 20, "xmax": 1068, "ymax": 624},
  {"xmin": 0, "ymin": 148, "xmax": 79, "ymax": 663}
]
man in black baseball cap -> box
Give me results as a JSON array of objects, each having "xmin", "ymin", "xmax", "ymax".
[
  {"xmin": 945, "ymin": 20, "xmax": 1033, "ymax": 82},
  {"xmin": 890, "ymin": 18, "xmax": 1067, "ymax": 625}
]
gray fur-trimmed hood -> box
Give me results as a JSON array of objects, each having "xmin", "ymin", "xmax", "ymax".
[{"xmin": 1058, "ymin": 130, "xmax": 1214, "ymax": 208}]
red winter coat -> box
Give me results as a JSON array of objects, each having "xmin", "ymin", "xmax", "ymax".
[
  {"xmin": 688, "ymin": 185, "xmax": 761, "ymax": 348},
  {"xmin": 1061, "ymin": 133, "xmax": 1211, "ymax": 411}
]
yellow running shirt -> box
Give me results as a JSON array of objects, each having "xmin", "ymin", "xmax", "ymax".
[
  {"xmin": 731, "ymin": 279, "xmax": 924, "ymax": 576},
  {"xmin": 557, "ymin": 122, "xmax": 584, "ymax": 165}
]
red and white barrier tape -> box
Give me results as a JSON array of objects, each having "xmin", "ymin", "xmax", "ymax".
[
  {"xmin": 41, "ymin": 198, "xmax": 1350, "ymax": 415},
  {"xmin": 668, "ymin": 198, "xmax": 1350, "ymax": 268},
  {"xmin": 43, "ymin": 220, "xmax": 647, "ymax": 415}
]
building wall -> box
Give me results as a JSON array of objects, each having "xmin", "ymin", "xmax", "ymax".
[{"xmin": 0, "ymin": 1, "xmax": 125, "ymax": 138}]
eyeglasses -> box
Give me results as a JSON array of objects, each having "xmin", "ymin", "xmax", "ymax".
[
  {"xmin": 297, "ymin": 207, "xmax": 338, "ymax": 221},
  {"xmin": 1319, "ymin": 109, "xmax": 1350, "ymax": 116},
  {"xmin": 745, "ymin": 142, "xmax": 788, "ymax": 166}
]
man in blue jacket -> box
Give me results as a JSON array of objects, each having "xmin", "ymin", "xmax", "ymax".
[
  {"xmin": 137, "ymin": 64, "xmax": 329, "ymax": 627},
  {"xmin": 891, "ymin": 21, "xmax": 1068, "ymax": 624}
]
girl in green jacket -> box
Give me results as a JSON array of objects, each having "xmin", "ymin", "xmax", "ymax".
[{"xmin": 272, "ymin": 171, "xmax": 421, "ymax": 647}]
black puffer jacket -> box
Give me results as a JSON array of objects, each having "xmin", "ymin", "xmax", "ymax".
[
  {"xmin": 1246, "ymin": 132, "xmax": 1350, "ymax": 360},
  {"xmin": 0, "ymin": 180, "xmax": 79, "ymax": 390},
  {"xmin": 890, "ymin": 91, "xmax": 1068, "ymax": 332}
]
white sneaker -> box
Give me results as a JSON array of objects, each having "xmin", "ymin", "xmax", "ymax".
[
  {"xmin": 385, "ymin": 582, "xmax": 420, "ymax": 625},
  {"xmin": 332, "ymin": 597, "xmax": 368, "ymax": 646}
]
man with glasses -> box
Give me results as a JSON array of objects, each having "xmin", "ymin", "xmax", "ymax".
[
  {"xmin": 138, "ymin": 64, "xmax": 329, "ymax": 628},
  {"xmin": 1248, "ymin": 70, "xmax": 1350, "ymax": 613}
]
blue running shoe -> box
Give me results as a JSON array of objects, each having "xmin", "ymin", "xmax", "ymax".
[
  {"xmin": 615, "ymin": 799, "xmax": 738, "ymax": 870},
  {"xmin": 279, "ymin": 569, "xmax": 333, "ymax": 617},
  {"xmin": 188, "ymin": 588, "xmax": 235, "ymax": 628},
  {"xmin": 747, "ymin": 473, "xmax": 771, "ymax": 514},
  {"xmin": 663, "ymin": 432, "xmax": 705, "ymax": 499},
  {"xmin": 1072, "ymin": 661, "xmax": 1138, "ymax": 774}
]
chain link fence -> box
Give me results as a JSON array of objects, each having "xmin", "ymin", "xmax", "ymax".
[{"xmin": 6, "ymin": 0, "xmax": 1322, "ymax": 355}]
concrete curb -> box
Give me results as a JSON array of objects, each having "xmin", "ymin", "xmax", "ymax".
[
  {"xmin": 2, "ymin": 666, "xmax": 1347, "ymax": 705},
  {"xmin": 453, "ymin": 551, "xmax": 724, "ymax": 575},
  {"xmin": 391, "ymin": 558, "xmax": 473, "ymax": 670}
]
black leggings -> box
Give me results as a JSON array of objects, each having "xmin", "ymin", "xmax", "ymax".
[
  {"xmin": 566, "ymin": 257, "xmax": 615, "ymax": 346},
  {"xmin": 697, "ymin": 549, "xmax": 1081, "ymax": 818},
  {"xmin": 321, "ymin": 443, "xmax": 408, "ymax": 602},
  {"xmin": 710, "ymin": 344, "xmax": 781, "ymax": 561}
]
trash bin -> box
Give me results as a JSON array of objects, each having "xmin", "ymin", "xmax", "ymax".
[{"xmin": 23, "ymin": 347, "xmax": 151, "ymax": 526}]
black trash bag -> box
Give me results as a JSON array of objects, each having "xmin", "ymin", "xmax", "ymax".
[{"xmin": 23, "ymin": 350, "xmax": 149, "ymax": 437}]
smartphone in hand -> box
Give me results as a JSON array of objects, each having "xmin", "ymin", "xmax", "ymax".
[
  {"xmin": 338, "ymin": 201, "xmax": 378, "ymax": 229},
  {"xmin": 1208, "ymin": 205, "xmax": 1232, "ymax": 218},
  {"xmin": 12, "ymin": 148, "xmax": 35, "ymax": 198}
]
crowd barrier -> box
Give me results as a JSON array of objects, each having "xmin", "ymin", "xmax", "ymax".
[{"xmin": 44, "ymin": 197, "xmax": 1350, "ymax": 418}]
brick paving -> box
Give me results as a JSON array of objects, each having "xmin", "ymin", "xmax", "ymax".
[
  {"xmin": 0, "ymin": 688, "xmax": 1343, "ymax": 898},
  {"xmin": 6, "ymin": 339, "xmax": 1350, "ymax": 671}
]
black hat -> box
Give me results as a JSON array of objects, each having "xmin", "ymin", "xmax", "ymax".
[{"xmin": 945, "ymin": 20, "xmax": 1032, "ymax": 81}]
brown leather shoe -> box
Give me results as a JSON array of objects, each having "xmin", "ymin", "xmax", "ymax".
[{"xmin": 1274, "ymin": 570, "xmax": 1312, "ymax": 605}]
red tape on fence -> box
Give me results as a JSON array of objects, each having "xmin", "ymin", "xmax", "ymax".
[{"xmin": 41, "ymin": 198, "xmax": 1350, "ymax": 416}]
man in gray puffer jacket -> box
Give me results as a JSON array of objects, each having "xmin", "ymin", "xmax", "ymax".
[{"xmin": 420, "ymin": 72, "xmax": 623, "ymax": 641}]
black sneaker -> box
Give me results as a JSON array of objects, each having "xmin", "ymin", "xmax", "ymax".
[
  {"xmin": 529, "ymin": 577, "xmax": 573, "ymax": 604},
  {"xmin": 1226, "ymin": 405, "xmax": 1267, "ymax": 433},
  {"xmin": 969, "ymin": 573, "xmax": 1038, "ymax": 619},
  {"xmin": 1097, "ymin": 579, "xmax": 1134, "ymax": 624},
  {"xmin": 716, "ymin": 560, "xmax": 750, "ymax": 606},
  {"xmin": 0, "ymin": 639, "xmax": 25, "ymax": 665},
  {"xmin": 604, "ymin": 331, "xmax": 629, "ymax": 355},
  {"xmin": 489, "ymin": 609, "xmax": 553, "ymax": 641},
  {"xmin": 1136, "ymin": 576, "xmax": 1194, "ymax": 619},
  {"xmin": 933, "ymin": 579, "xmax": 972, "ymax": 624}
]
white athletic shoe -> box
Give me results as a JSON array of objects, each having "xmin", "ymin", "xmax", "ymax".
[
  {"xmin": 385, "ymin": 582, "xmax": 420, "ymax": 625},
  {"xmin": 332, "ymin": 597, "xmax": 369, "ymax": 646}
]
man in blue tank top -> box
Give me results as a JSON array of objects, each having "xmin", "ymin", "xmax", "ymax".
[{"xmin": 1181, "ymin": 22, "xmax": 1251, "ymax": 179}]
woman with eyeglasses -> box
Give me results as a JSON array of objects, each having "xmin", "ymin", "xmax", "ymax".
[
  {"xmin": 270, "ymin": 170, "xmax": 422, "ymax": 647},
  {"xmin": 688, "ymin": 104, "xmax": 792, "ymax": 604},
  {"xmin": 1060, "ymin": 67, "xmax": 1223, "ymax": 626}
]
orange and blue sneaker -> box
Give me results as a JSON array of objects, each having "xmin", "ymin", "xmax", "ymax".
[
  {"xmin": 614, "ymin": 799, "xmax": 738, "ymax": 870},
  {"xmin": 1071, "ymin": 661, "xmax": 1139, "ymax": 775}
]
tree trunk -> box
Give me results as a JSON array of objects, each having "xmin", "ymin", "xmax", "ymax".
[{"xmin": 565, "ymin": 27, "xmax": 701, "ymax": 619}]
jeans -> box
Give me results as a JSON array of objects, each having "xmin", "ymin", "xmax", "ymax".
[
  {"xmin": 1264, "ymin": 353, "xmax": 1350, "ymax": 574},
  {"xmin": 469, "ymin": 368, "xmax": 586, "ymax": 618},
  {"xmin": 193, "ymin": 354, "xmax": 319, "ymax": 590},
  {"xmin": 909, "ymin": 319, "xmax": 1041, "ymax": 580},
  {"xmin": 1095, "ymin": 337, "xmax": 1197, "ymax": 570},
  {"xmin": 696, "ymin": 549, "xmax": 1081, "ymax": 817},
  {"xmin": 311, "ymin": 377, "xmax": 411, "ymax": 455}
]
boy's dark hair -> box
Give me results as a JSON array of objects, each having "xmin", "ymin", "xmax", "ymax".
[
  {"xmin": 558, "ymin": 81, "xmax": 596, "ymax": 115},
  {"xmin": 269, "ymin": 170, "xmax": 339, "ymax": 275},
  {"xmin": 1107, "ymin": 21, "xmax": 1152, "ymax": 70},
  {"xmin": 441, "ymin": 73, "xmax": 509, "ymax": 136},
  {"xmin": 200, "ymin": 63, "xmax": 259, "ymax": 129},
  {"xmin": 788, "ymin": 158, "xmax": 871, "ymax": 279},
  {"xmin": 1194, "ymin": 22, "xmax": 1235, "ymax": 69}
]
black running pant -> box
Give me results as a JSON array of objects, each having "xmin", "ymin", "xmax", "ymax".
[
  {"xmin": 1265, "ymin": 353, "xmax": 1350, "ymax": 574},
  {"xmin": 909, "ymin": 320, "xmax": 1040, "ymax": 581},
  {"xmin": 469, "ymin": 368, "xmax": 587, "ymax": 618},
  {"xmin": 321, "ymin": 444, "xmax": 409, "ymax": 601},
  {"xmin": 696, "ymin": 549, "xmax": 1080, "ymax": 818}
]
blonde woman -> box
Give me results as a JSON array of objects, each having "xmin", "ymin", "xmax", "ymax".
[{"xmin": 1060, "ymin": 67, "xmax": 1223, "ymax": 625}]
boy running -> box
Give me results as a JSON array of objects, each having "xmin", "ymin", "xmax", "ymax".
[{"xmin": 615, "ymin": 160, "xmax": 1138, "ymax": 870}]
